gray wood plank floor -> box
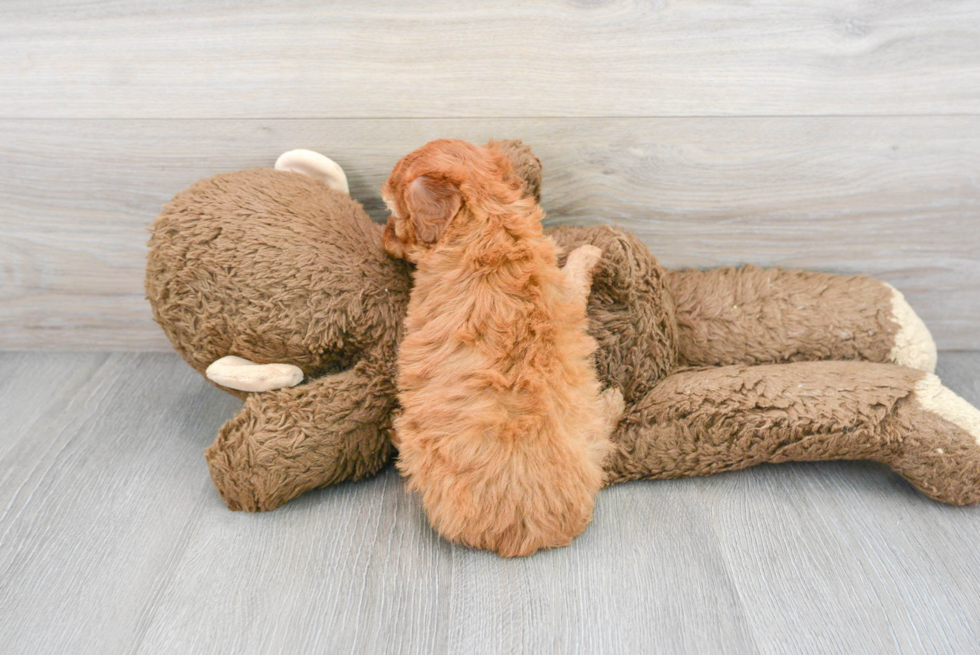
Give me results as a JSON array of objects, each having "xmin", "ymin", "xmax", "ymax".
[{"xmin": 1, "ymin": 351, "xmax": 979, "ymax": 654}]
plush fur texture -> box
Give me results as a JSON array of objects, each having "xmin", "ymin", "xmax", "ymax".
[
  {"xmin": 145, "ymin": 140, "xmax": 980, "ymax": 530},
  {"xmin": 146, "ymin": 168, "xmax": 409, "ymax": 508},
  {"xmin": 605, "ymin": 360, "xmax": 980, "ymax": 505},
  {"xmin": 380, "ymin": 140, "xmax": 618, "ymax": 556}
]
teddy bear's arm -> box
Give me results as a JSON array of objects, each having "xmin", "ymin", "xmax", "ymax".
[
  {"xmin": 603, "ymin": 360, "xmax": 980, "ymax": 505},
  {"xmin": 664, "ymin": 265, "xmax": 937, "ymax": 372},
  {"xmin": 204, "ymin": 358, "xmax": 397, "ymax": 511}
]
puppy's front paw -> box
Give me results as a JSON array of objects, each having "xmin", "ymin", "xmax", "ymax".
[
  {"xmin": 566, "ymin": 245, "xmax": 603, "ymax": 275},
  {"xmin": 562, "ymin": 245, "xmax": 604, "ymax": 305}
]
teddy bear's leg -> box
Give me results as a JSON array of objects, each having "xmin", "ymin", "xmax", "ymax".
[
  {"xmin": 562, "ymin": 244, "xmax": 604, "ymax": 306},
  {"xmin": 274, "ymin": 149, "xmax": 350, "ymax": 194},
  {"xmin": 204, "ymin": 358, "xmax": 397, "ymax": 511},
  {"xmin": 604, "ymin": 360, "xmax": 980, "ymax": 505},
  {"xmin": 665, "ymin": 265, "xmax": 936, "ymax": 373}
]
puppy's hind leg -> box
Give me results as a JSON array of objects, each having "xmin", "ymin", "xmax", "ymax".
[{"xmin": 562, "ymin": 245, "xmax": 603, "ymax": 307}]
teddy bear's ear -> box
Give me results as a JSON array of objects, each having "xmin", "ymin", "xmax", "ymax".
[
  {"xmin": 405, "ymin": 174, "xmax": 462, "ymax": 245},
  {"xmin": 274, "ymin": 149, "xmax": 350, "ymax": 194},
  {"xmin": 484, "ymin": 139, "xmax": 542, "ymax": 204}
]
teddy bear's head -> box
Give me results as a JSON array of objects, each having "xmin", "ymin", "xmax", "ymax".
[{"xmin": 146, "ymin": 168, "xmax": 414, "ymax": 399}]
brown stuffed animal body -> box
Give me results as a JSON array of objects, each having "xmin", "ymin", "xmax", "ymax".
[{"xmin": 146, "ymin": 141, "xmax": 980, "ymax": 522}]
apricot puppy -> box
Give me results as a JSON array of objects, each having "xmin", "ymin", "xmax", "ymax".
[{"xmin": 382, "ymin": 139, "xmax": 624, "ymax": 557}]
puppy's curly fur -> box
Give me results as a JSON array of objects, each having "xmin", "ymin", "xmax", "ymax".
[{"xmin": 382, "ymin": 139, "xmax": 623, "ymax": 557}]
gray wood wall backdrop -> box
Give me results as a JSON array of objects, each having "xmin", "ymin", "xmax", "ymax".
[{"xmin": 1, "ymin": 0, "xmax": 979, "ymax": 350}]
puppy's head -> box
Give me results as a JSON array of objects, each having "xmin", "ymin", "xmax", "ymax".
[{"xmin": 382, "ymin": 139, "xmax": 523, "ymax": 263}]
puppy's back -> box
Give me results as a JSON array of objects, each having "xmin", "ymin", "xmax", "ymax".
[{"xmin": 395, "ymin": 239, "xmax": 609, "ymax": 557}]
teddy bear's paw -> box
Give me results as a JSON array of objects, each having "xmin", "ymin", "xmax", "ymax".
[
  {"xmin": 887, "ymin": 284, "xmax": 937, "ymax": 373},
  {"xmin": 275, "ymin": 149, "xmax": 350, "ymax": 194},
  {"xmin": 206, "ymin": 356, "xmax": 304, "ymax": 393},
  {"xmin": 914, "ymin": 374, "xmax": 980, "ymax": 447}
]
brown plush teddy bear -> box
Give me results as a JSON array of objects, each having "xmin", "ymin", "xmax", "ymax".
[{"xmin": 146, "ymin": 141, "xmax": 980, "ymax": 515}]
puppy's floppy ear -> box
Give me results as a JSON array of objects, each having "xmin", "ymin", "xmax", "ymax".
[{"xmin": 405, "ymin": 174, "xmax": 462, "ymax": 245}]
